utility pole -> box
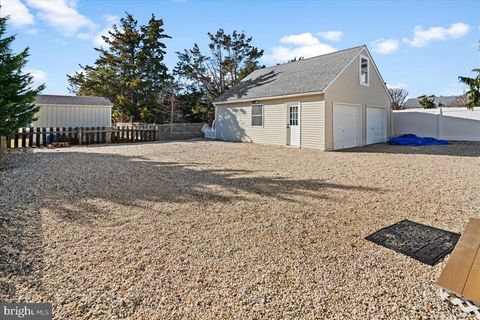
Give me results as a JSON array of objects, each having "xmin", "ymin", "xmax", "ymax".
[{"xmin": 170, "ymin": 83, "xmax": 175, "ymax": 137}]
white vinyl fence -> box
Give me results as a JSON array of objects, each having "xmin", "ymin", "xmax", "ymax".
[{"xmin": 393, "ymin": 108, "xmax": 480, "ymax": 141}]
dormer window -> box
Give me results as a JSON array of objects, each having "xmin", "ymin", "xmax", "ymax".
[{"xmin": 359, "ymin": 55, "xmax": 369, "ymax": 86}]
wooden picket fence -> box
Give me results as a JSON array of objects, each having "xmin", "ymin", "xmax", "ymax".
[{"xmin": 4, "ymin": 126, "xmax": 157, "ymax": 149}]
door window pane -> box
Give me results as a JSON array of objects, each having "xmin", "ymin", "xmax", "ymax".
[{"xmin": 290, "ymin": 106, "xmax": 298, "ymax": 125}]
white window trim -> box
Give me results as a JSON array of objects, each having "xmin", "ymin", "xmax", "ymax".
[
  {"xmin": 359, "ymin": 55, "xmax": 369, "ymax": 86},
  {"xmin": 251, "ymin": 104, "xmax": 264, "ymax": 127}
]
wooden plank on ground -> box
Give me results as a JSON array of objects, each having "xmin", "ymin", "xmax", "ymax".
[
  {"xmin": 437, "ymin": 219, "xmax": 480, "ymax": 298},
  {"xmin": 461, "ymin": 220, "xmax": 480, "ymax": 304}
]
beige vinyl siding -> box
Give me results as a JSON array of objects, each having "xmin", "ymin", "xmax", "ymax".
[
  {"xmin": 215, "ymin": 94, "xmax": 325, "ymax": 148},
  {"xmin": 324, "ymin": 48, "xmax": 391, "ymax": 150},
  {"xmin": 216, "ymin": 102, "xmax": 251, "ymax": 142},
  {"xmin": 216, "ymin": 102, "xmax": 287, "ymax": 145},
  {"xmin": 300, "ymin": 100, "xmax": 325, "ymax": 149},
  {"xmin": 32, "ymin": 104, "xmax": 112, "ymax": 127}
]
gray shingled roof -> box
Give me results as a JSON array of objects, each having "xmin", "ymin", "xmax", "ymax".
[
  {"xmin": 35, "ymin": 95, "xmax": 112, "ymax": 106},
  {"xmin": 214, "ymin": 45, "xmax": 365, "ymax": 103},
  {"xmin": 404, "ymin": 95, "xmax": 465, "ymax": 109}
]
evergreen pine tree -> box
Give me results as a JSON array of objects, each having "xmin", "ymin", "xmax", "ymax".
[
  {"xmin": 0, "ymin": 14, "xmax": 44, "ymax": 136},
  {"xmin": 68, "ymin": 13, "xmax": 170, "ymax": 123},
  {"xmin": 139, "ymin": 15, "xmax": 171, "ymax": 122},
  {"xmin": 459, "ymin": 69, "xmax": 480, "ymax": 109}
]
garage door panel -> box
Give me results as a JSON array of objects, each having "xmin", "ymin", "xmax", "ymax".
[
  {"xmin": 367, "ymin": 107, "xmax": 386, "ymax": 144},
  {"xmin": 333, "ymin": 104, "xmax": 362, "ymax": 150}
]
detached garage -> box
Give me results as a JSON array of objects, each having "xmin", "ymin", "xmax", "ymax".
[{"xmin": 211, "ymin": 45, "xmax": 391, "ymax": 151}]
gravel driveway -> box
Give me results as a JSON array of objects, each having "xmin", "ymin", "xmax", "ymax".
[{"xmin": 1, "ymin": 140, "xmax": 479, "ymax": 319}]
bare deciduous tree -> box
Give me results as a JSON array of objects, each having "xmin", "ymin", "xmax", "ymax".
[{"xmin": 388, "ymin": 88, "xmax": 409, "ymax": 110}]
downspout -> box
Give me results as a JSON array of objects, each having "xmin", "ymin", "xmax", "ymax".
[{"xmin": 213, "ymin": 105, "xmax": 218, "ymax": 139}]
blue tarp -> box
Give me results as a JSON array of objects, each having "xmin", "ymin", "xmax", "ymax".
[
  {"xmin": 389, "ymin": 134, "xmax": 448, "ymax": 146},
  {"xmin": 46, "ymin": 133, "xmax": 58, "ymax": 144}
]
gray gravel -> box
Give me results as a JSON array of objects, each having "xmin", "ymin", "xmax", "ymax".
[{"xmin": 1, "ymin": 140, "xmax": 479, "ymax": 319}]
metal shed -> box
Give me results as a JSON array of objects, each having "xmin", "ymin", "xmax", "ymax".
[{"xmin": 31, "ymin": 95, "xmax": 113, "ymax": 127}]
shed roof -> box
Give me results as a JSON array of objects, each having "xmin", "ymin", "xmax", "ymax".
[
  {"xmin": 35, "ymin": 95, "xmax": 112, "ymax": 106},
  {"xmin": 214, "ymin": 45, "xmax": 365, "ymax": 103}
]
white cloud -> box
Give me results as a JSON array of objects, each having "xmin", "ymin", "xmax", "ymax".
[
  {"xmin": 280, "ymin": 32, "xmax": 320, "ymax": 46},
  {"xmin": 317, "ymin": 31, "xmax": 343, "ymax": 42},
  {"xmin": 371, "ymin": 38, "xmax": 399, "ymax": 54},
  {"xmin": 264, "ymin": 32, "xmax": 336, "ymax": 64},
  {"xmin": 25, "ymin": 69, "xmax": 47, "ymax": 88},
  {"xmin": 403, "ymin": 22, "xmax": 470, "ymax": 47},
  {"xmin": 447, "ymin": 23, "xmax": 470, "ymax": 38},
  {"xmin": 76, "ymin": 14, "xmax": 119, "ymax": 47},
  {"xmin": 92, "ymin": 31, "xmax": 108, "ymax": 47},
  {"xmin": 0, "ymin": 0, "xmax": 35, "ymax": 27},
  {"xmin": 93, "ymin": 14, "xmax": 118, "ymax": 47},
  {"xmin": 387, "ymin": 83, "xmax": 408, "ymax": 90},
  {"xmin": 26, "ymin": 0, "xmax": 96, "ymax": 35},
  {"xmin": 103, "ymin": 14, "xmax": 119, "ymax": 24}
]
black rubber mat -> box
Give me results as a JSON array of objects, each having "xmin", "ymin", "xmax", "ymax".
[{"xmin": 365, "ymin": 219, "xmax": 460, "ymax": 265}]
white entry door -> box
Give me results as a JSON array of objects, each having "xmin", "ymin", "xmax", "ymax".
[
  {"xmin": 366, "ymin": 107, "xmax": 386, "ymax": 144},
  {"xmin": 333, "ymin": 103, "xmax": 362, "ymax": 150},
  {"xmin": 288, "ymin": 105, "xmax": 300, "ymax": 146}
]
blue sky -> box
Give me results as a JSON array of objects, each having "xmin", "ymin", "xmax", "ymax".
[{"xmin": 1, "ymin": 0, "xmax": 479, "ymax": 98}]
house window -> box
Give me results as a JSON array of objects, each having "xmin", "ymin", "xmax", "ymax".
[
  {"xmin": 360, "ymin": 56, "xmax": 369, "ymax": 86},
  {"xmin": 251, "ymin": 104, "xmax": 263, "ymax": 127}
]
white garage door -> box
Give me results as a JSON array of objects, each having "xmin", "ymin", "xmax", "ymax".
[
  {"xmin": 333, "ymin": 103, "xmax": 362, "ymax": 150},
  {"xmin": 366, "ymin": 107, "xmax": 386, "ymax": 144}
]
